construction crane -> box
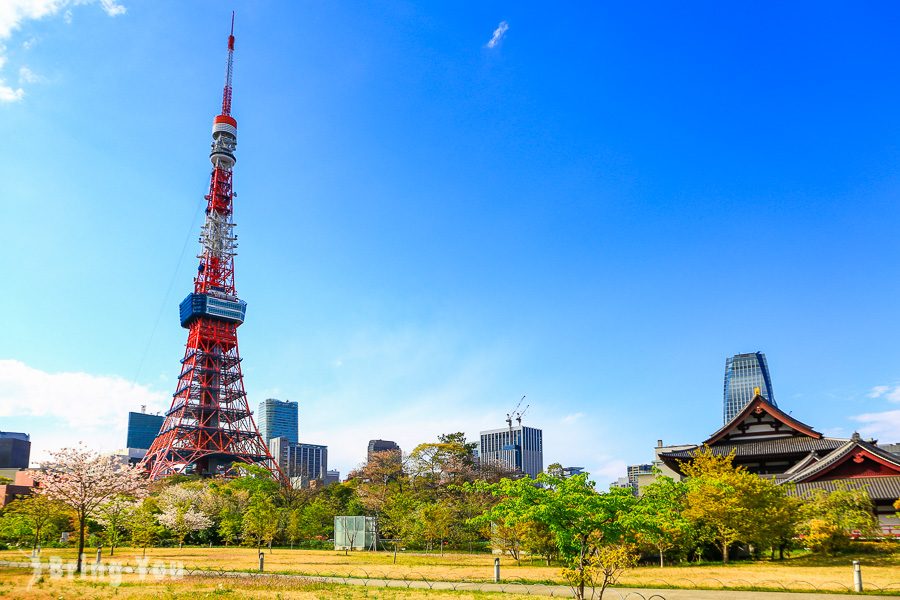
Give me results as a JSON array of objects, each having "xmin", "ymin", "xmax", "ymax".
[
  {"xmin": 505, "ymin": 395, "xmax": 526, "ymax": 430},
  {"xmin": 516, "ymin": 403, "xmax": 529, "ymax": 426},
  {"xmin": 504, "ymin": 395, "xmax": 527, "ymax": 472}
]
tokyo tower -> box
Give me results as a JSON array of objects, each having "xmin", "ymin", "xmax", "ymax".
[{"xmin": 140, "ymin": 18, "xmax": 284, "ymax": 483}]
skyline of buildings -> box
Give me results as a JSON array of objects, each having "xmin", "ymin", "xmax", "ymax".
[
  {"xmin": 258, "ymin": 398, "xmax": 299, "ymax": 444},
  {"xmin": 19, "ymin": 350, "xmax": 896, "ymax": 491},
  {"xmin": 268, "ymin": 436, "xmax": 328, "ymax": 488},
  {"xmin": 723, "ymin": 351, "xmax": 776, "ymax": 423}
]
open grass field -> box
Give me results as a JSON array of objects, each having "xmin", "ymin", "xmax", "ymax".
[
  {"xmin": 1, "ymin": 544, "xmax": 899, "ymax": 594},
  {"xmin": 0, "ymin": 569, "xmax": 534, "ymax": 600}
]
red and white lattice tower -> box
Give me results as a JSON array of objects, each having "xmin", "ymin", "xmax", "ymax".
[{"xmin": 140, "ymin": 18, "xmax": 285, "ymax": 483}]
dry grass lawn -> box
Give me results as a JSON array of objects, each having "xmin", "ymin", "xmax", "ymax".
[
  {"xmin": 1, "ymin": 545, "xmax": 899, "ymax": 593},
  {"xmin": 0, "ymin": 569, "xmax": 533, "ymax": 599}
]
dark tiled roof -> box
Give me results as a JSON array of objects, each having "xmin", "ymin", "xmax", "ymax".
[
  {"xmin": 782, "ymin": 451, "xmax": 821, "ymax": 475},
  {"xmin": 784, "ymin": 436, "xmax": 900, "ymax": 483},
  {"xmin": 660, "ymin": 437, "xmax": 847, "ymax": 460},
  {"xmin": 789, "ymin": 476, "xmax": 900, "ymax": 501}
]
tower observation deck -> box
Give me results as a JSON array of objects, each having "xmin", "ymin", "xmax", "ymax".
[{"xmin": 139, "ymin": 18, "xmax": 285, "ymax": 483}]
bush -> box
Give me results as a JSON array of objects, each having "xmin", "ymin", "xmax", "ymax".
[{"xmin": 803, "ymin": 519, "xmax": 845, "ymax": 554}]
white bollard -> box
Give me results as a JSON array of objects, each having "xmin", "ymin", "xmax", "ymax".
[
  {"xmin": 96, "ymin": 548, "xmax": 102, "ymax": 565},
  {"xmin": 853, "ymin": 560, "xmax": 863, "ymax": 592},
  {"xmin": 494, "ymin": 557, "xmax": 500, "ymax": 583},
  {"xmin": 258, "ymin": 551, "xmax": 264, "ymax": 572}
]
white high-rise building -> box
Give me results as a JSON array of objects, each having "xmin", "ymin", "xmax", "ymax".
[{"xmin": 478, "ymin": 425, "xmax": 543, "ymax": 478}]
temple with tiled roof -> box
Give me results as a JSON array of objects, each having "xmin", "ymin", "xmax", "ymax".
[{"xmin": 659, "ymin": 391, "xmax": 900, "ymax": 534}]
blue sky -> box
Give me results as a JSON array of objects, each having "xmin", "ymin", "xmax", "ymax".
[{"xmin": 2, "ymin": 1, "xmax": 900, "ymax": 483}]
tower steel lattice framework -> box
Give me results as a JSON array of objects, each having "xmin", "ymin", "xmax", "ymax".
[{"xmin": 140, "ymin": 19, "xmax": 285, "ymax": 483}]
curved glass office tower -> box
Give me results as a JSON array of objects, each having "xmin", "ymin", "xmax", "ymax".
[{"xmin": 723, "ymin": 352, "xmax": 776, "ymax": 423}]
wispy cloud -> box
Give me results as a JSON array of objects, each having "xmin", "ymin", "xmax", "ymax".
[
  {"xmin": 18, "ymin": 65, "xmax": 39, "ymax": 83},
  {"xmin": 867, "ymin": 384, "xmax": 900, "ymax": 402},
  {"xmin": 848, "ymin": 383, "xmax": 900, "ymax": 443},
  {"xmin": 561, "ymin": 412, "xmax": 584, "ymax": 424},
  {"xmin": 485, "ymin": 21, "xmax": 509, "ymax": 49},
  {"xmin": 0, "ymin": 0, "xmax": 126, "ymax": 102},
  {"xmin": 851, "ymin": 409, "xmax": 900, "ymax": 441}
]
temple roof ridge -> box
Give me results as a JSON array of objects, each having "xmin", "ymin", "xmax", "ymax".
[{"xmin": 704, "ymin": 392, "xmax": 822, "ymax": 445}]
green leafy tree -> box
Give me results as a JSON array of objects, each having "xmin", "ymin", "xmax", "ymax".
[
  {"xmin": 625, "ymin": 475, "xmax": 690, "ymax": 567},
  {"xmin": 408, "ymin": 433, "xmax": 478, "ymax": 490},
  {"xmin": 298, "ymin": 495, "xmax": 339, "ymax": 540},
  {"xmin": 226, "ymin": 464, "xmax": 281, "ymax": 497},
  {"xmin": 681, "ymin": 446, "xmax": 776, "ymax": 563},
  {"xmin": 470, "ymin": 473, "xmax": 638, "ymax": 600},
  {"xmin": 0, "ymin": 511, "xmax": 34, "ymax": 546},
  {"xmin": 748, "ymin": 483, "xmax": 801, "ymax": 559},
  {"xmin": 418, "ymin": 498, "xmax": 454, "ymax": 555},
  {"xmin": 490, "ymin": 520, "xmax": 526, "ymax": 562},
  {"xmin": 523, "ymin": 520, "xmax": 557, "ymax": 565},
  {"xmin": 215, "ymin": 488, "xmax": 250, "ymax": 546},
  {"xmin": 379, "ymin": 490, "xmax": 422, "ymax": 562},
  {"xmin": 94, "ymin": 495, "xmax": 138, "ymax": 555},
  {"xmin": 3, "ymin": 494, "xmax": 71, "ymax": 552},
  {"xmin": 285, "ymin": 507, "xmax": 303, "ymax": 548},
  {"xmin": 798, "ymin": 484, "xmax": 879, "ymax": 553},
  {"xmin": 127, "ymin": 498, "xmax": 162, "ymax": 557},
  {"xmin": 242, "ymin": 494, "xmax": 280, "ymax": 549}
]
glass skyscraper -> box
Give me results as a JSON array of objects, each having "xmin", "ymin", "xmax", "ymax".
[
  {"xmin": 126, "ymin": 412, "xmax": 165, "ymax": 449},
  {"xmin": 723, "ymin": 351, "xmax": 776, "ymax": 423},
  {"xmin": 257, "ymin": 398, "xmax": 298, "ymax": 444}
]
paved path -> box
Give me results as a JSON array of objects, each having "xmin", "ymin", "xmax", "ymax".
[
  {"xmin": 297, "ymin": 574, "xmax": 897, "ymax": 599},
  {"xmin": 2, "ymin": 560, "xmax": 895, "ymax": 599}
]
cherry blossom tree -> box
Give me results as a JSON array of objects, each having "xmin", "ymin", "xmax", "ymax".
[
  {"xmin": 34, "ymin": 445, "xmax": 147, "ymax": 573},
  {"xmin": 156, "ymin": 484, "xmax": 212, "ymax": 547}
]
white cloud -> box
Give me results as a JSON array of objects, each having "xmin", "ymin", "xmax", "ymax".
[
  {"xmin": 0, "ymin": 79, "xmax": 24, "ymax": 101},
  {"xmin": 0, "ymin": 359, "xmax": 167, "ymax": 461},
  {"xmin": 485, "ymin": 21, "xmax": 509, "ymax": 49},
  {"xmin": 867, "ymin": 384, "xmax": 900, "ymax": 403},
  {"xmin": 851, "ymin": 409, "xmax": 900, "ymax": 442},
  {"xmin": 98, "ymin": 0, "xmax": 125, "ymax": 17},
  {"xmin": 0, "ymin": 1, "xmax": 126, "ymax": 39},
  {"xmin": 0, "ymin": 0, "xmax": 126, "ymax": 102}
]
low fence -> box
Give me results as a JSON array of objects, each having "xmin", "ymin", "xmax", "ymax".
[{"xmin": 4, "ymin": 557, "xmax": 900, "ymax": 596}]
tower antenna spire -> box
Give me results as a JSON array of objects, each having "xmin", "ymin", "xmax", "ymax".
[{"xmin": 222, "ymin": 12, "xmax": 235, "ymax": 116}]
